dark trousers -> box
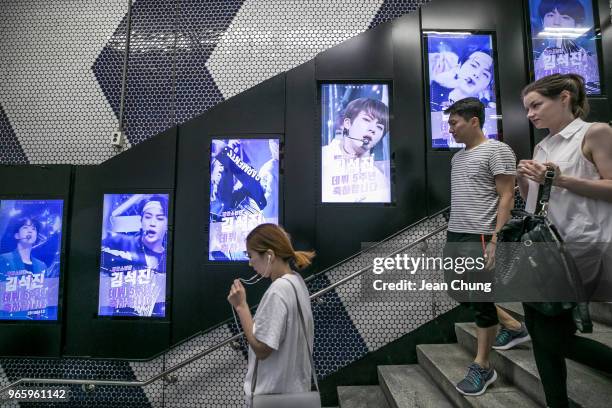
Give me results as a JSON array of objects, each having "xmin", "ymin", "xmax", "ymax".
[
  {"xmin": 523, "ymin": 304, "xmax": 612, "ymax": 408},
  {"xmin": 445, "ymin": 231, "xmax": 498, "ymax": 328}
]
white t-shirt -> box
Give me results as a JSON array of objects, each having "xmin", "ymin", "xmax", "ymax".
[{"xmin": 244, "ymin": 273, "xmax": 314, "ymax": 399}]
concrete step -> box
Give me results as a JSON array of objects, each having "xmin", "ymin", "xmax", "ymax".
[
  {"xmin": 337, "ymin": 385, "xmax": 390, "ymax": 408},
  {"xmin": 377, "ymin": 365, "xmax": 453, "ymax": 408},
  {"xmin": 416, "ymin": 343, "xmax": 540, "ymax": 408},
  {"xmin": 497, "ymin": 302, "xmax": 612, "ymax": 347},
  {"xmin": 590, "ymin": 302, "xmax": 612, "ymax": 326},
  {"xmin": 455, "ymin": 321, "xmax": 612, "ymax": 408}
]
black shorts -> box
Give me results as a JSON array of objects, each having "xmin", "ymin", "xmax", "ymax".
[{"xmin": 444, "ymin": 231, "xmax": 498, "ymax": 328}]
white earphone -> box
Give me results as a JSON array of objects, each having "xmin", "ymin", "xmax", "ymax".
[
  {"xmin": 233, "ymin": 251, "xmax": 273, "ymax": 343},
  {"xmin": 239, "ymin": 252, "xmax": 272, "ymax": 286}
]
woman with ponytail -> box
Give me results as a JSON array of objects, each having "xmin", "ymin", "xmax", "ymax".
[
  {"xmin": 519, "ymin": 73, "xmax": 612, "ymax": 407},
  {"xmin": 227, "ymin": 223, "xmax": 316, "ymax": 405}
]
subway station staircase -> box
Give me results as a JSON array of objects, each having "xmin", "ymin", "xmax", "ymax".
[
  {"xmin": 336, "ymin": 302, "xmax": 612, "ymax": 408},
  {"xmin": 2, "ymin": 207, "xmax": 610, "ymax": 407}
]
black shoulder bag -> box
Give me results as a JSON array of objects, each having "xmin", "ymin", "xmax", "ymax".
[{"xmin": 495, "ymin": 166, "xmax": 592, "ymax": 333}]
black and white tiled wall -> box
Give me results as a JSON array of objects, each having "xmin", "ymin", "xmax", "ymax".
[
  {"xmin": 0, "ymin": 0, "xmax": 127, "ymax": 165},
  {"xmin": 0, "ymin": 0, "xmax": 427, "ymax": 165},
  {"xmin": 0, "ymin": 1, "xmax": 434, "ymax": 406}
]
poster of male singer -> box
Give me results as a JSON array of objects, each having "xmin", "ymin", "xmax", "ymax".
[
  {"xmin": 529, "ymin": 0, "xmax": 601, "ymax": 94},
  {"xmin": 321, "ymin": 83, "xmax": 391, "ymax": 203},
  {"xmin": 426, "ymin": 32, "xmax": 500, "ymax": 149},
  {"xmin": 98, "ymin": 194, "xmax": 169, "ymax": 318},
  {"xmin": 0, "ymin": 199, "xmax": 63, "ymax": 320},
  {"xmin": 209, "ymin": 138, "xmax": 280, "ymax": 261}
]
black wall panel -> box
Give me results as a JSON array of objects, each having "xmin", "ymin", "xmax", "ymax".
[
  {"xmin": 172, "ymin": 74, "xmax": 286, "ymax": 343},
  {"xmin": 316, "ymin": 21, "xmax": 395, "ymax": 79},
  {"xmin": 392, "ymin": 11, "xmax": 428, "ymax": 217},
  {"xmin": 421, "ymin": 0, "xmax": 533, "ymax": 212},
  {"xmin": 596, "ymin": 0, "xmax": 612, "ymax": 120},
  {"xmin": 0, "ymin": 165, "xmax": 72, "ymax": 357},
  {"xmin": 284, "ymin": 61, "xmax": 318, "ymax": 268},
  {"xmin": 63, "ymin": 128, "xmax": 176, "ymax": 359},
  {"xmin": 314, "ymin": 14, "xmax": 428, "ymax": 270}
]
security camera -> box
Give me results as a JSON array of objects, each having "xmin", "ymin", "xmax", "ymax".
[{"xmin": 111, "ymin": 131, "xmax": 125, "ymax": 147}]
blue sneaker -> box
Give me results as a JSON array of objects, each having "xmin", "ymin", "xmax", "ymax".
[
  {"xmin": 455, "ymin": 362, "xmax": 497, "ymax": 396},
  {"xmin": 493, "ymin": 323, "xmax": 530, "ymax": 350}
]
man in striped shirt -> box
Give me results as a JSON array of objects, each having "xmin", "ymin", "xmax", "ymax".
[{"xmin": 443, "ymin": 98, "xmax": 522, "ymax": 396}]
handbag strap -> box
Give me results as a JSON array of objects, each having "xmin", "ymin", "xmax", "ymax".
[
  {"xmin": 536, "ymin": 165, "xmax": 556, "ymax": 216},
  {"xmin": 285, "ymin": 277, "xmax": 319, "ymax": 392},
  {"xmin": 250, "ymin": 275, "xmax": 319, "ymax": 398}
]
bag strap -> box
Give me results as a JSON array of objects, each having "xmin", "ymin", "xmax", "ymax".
[
  {"xmin": 250, "ymin": 275, "xmax": 319, "ymax": 399},
  {"xmin": 536, "ymin": 165, "xmax": 556, "ymax": 216},
  {"xmin": 285, "ymin": 277, "xmax": 319, "ymax": 392}
]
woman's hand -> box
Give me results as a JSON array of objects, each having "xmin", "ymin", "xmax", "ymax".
[
  {"xmin": 542, "ymin": 162, "xmax": 566, "ymax": 186},
  {"xmin": 227, "ymin": 279, "xmax": 247, "ymax": 310},
  {"xmin": 517, "ymin": 159, "xmax": 550, "ymax": 184}
]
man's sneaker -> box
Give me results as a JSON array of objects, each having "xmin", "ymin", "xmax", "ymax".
[
  {"xmin": 455, "ymin": 362, "xmax": 497, "ymax": 396},
  {"xmin": 493, "ymin": 323, "xmax": 531, "ymax": 350}
]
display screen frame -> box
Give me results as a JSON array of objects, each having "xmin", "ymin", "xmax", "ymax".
[
  {"xmin": 422, "ymin": 30, "xmax": 504, "ymax": 151},
  {"xmin": 524, "ymin": 0, "xmax": 605, "ymax": 96},
  {"xmin": 206, "ymin": 134, "xmax": 284, "ymax": 264},
  {"xmin": 318, "ymin": 80, "xmax": 395, "ymax": 205},
  {"xmin": 0, "ymin": 195, "xmax": 68, "ymax": 323},
  {"xmin": 96, "ymin": 189, "xmax": 174, "ymax": 320}
]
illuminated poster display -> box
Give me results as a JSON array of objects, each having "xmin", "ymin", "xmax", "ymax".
[
  {"xmin": 209, "ymin": 138, "xmax": 280, "ymax": 261},
  {"xmin": 98, "ymin": 194, "xmax": 169, "ymax": 318},
  {"xmin": 425, "ymin": 32, "xmax": 501, "ymax": 149},
  {"xmin": 321, "ymin": 83, "xmax": 391, "ymax": 203},
  {"xmin": 529, "ymin": 0, "xmax": 601, "ymax": 94},
  {"xmin": 0, "ymin": 199, "xmax": 63, "ymax": 320}
]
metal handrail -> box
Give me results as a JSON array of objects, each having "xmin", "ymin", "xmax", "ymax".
[{"xmin": 0, "ymin": 211, "xmax": 449, "ymax": 394}]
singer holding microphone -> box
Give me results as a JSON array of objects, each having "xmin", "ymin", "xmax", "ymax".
[
  {"xmin": 227, "ymin": 223, "xmax": 317, "ymax": 406},
  {"xmin": 321, "ymin": 97, "xmax": 391, "ymax": 202}
]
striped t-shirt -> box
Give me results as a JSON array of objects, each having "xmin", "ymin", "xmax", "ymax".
[{"xmin": 448, "ymin": 139, "xmax": 516, "ymax": 235}]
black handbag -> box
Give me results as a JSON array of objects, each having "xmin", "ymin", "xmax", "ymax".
[{"xmin": 495, "ymin": 166, "xmax": 592, "ymax": 333}]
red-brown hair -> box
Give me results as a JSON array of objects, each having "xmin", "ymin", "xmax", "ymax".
[{"xmin": 246, "ymin": 224, "xmax": 315, "ymax": 270}]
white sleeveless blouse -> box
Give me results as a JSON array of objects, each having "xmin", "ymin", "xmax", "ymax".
[{"xmin": 525, "ymin": 118, "xmax": 612, "ymax": 298}]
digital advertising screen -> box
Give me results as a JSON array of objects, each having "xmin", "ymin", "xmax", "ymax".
[
  {"xmin": 528, "ymin": 0, "xmax": 601, "ymax": 94},
  {"xmin": 321, "ymin": 83, "xmax": 391, "ymax": 203},
  {"xmin": 98, "ymin": 194, "xmax": 169, "ymax": 318},
  {"xmin": 0, "ymin": 199, "xmax": 63, "ymax": 321},
  {"xmin": 209, "ymin": 138, "xmax": 280, "ymax": 261},
  {"xmin": 425, "ymin": 32, "xmax": 501, "ymax": 149}
]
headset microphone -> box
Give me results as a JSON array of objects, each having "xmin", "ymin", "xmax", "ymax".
[{"xmin": 344, "ymin": 135, "xmax": 371, "ymax": 148}]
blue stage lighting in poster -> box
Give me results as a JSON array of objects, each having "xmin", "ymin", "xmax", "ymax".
[
  {"xmin": 98, "ymin": 194, "xmax": 169, "ymax": 318},
  {"xmin": 529, "ymin": 0, "xmax": 601, "ymax": 95},
  {"xmin": 321, "ymin": 83, "xmax": 391, "ymax": 203},
  {"xmin": 0, "ymin": 199, "xmax": 64, "ymax": 321},
  {"xmin": 209, "ymin": 138, "xmax": 280, "ymax": 261},
  {"xmin": 425, "ymin": 32, "xmax": 501, "ymax": 149}
]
